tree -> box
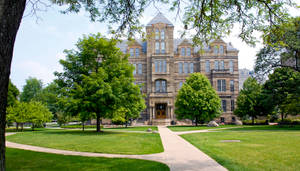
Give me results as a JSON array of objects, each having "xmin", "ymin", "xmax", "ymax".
[
  {"xmin": 262, "ymin": 68, "xmax": 300, "ymax": 121},
  {"xmin": 234, "ymin": 77, "xmax": 266, "ymax": 124},
  {"xmin": 0, "ymin": 0, "xmax": 296, "ymax": 170},
  {"xmin": 255, "ymin": 17, "xmax": 300, "ymax": 81},
  {"xmin": 7, "ymin": 80, "xmax": 19, "ymax": 107},
  {"xmin": 6, "ymin": 102, "xmax": 28, "ymax": 131},
  {"xmin": 175, "ymin": 73, "xmax": 221, "ymax": 126},
  {"xmin": 20, "ymin": 77, "xmax": 43, "ymax": 102},
  {"xmin": 55, "ymin": 34, "xmax": 143, "ymax": 132}
]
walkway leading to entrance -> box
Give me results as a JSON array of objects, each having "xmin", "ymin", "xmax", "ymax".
[{"xmin": 6, "ymin": 127, "xmax": 227, "ymax": 171}]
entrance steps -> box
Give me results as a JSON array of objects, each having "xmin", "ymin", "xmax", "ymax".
[{"xmin": 152, "ymin": 119, "xmax": 171, "ymax": 125}]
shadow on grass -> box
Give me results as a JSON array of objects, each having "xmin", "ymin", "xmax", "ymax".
[{"xmin": 225, "ymin": 125, "xmax": 300, "ymax": 131}]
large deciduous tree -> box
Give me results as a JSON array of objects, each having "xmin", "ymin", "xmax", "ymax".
[
  {"xmin": 55, "ymin": 33, "xmax": 144, "ymax": 132},
  {"xmin": 20, "ymin": 77, "xmax": 43, "ymax": 102},
  {"xmin": 175, "ymin": 73, "xmax": 221, "ymax": 126},
  {"xmin": 7, "ymin": 80, "xmax": 19, "ymax": 107},
  {"xmin": 0, "ymin": 0, "xmax": 296, "ymax": 170},
  {"xmin": 262, "ymin": 68, "xmax": 300, "ymax": 121},
  {"xmin": 234, "ymin": 77, "xmax": 267, "ymax": 124}
]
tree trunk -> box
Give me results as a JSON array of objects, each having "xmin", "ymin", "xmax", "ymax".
[
  {"xmin": 195, "ymin": 117, "xmax": 198, "ymax": 126},
  {"xmin": 281, "ymin": 112, "xmax": 284, "ymax": 121},
  {"xmin": 16, "ymin": 123, "xmax": 19, "ymax": 131},
  {"xmin": 0, "ymin": 1, "xmax": 26, "ymax": 170},
  {"xmin": 252, "ymin": 116, "xmax": 255, "ymax": 125},
  {"xmin": 82, "ymin": 122, "xmax": 85, "ymax": 131},
  {"xmin": 21, "ymin": 123, "xmax": 23, "ymax": 132},
  {"xmin": 96, "ymin": 115, "xmax": 101, "ymax": 132},
  {"xmin": 32, "ymin": 124, "xmax": 34, "ymax": 131}
]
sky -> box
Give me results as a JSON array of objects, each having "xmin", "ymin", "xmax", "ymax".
[{"xmin": 10, "ymin": 2, "xmax": 299, "ymax": 90}]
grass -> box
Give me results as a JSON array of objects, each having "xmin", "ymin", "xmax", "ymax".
[
  {"xmin": 6, "ymin": 129, "xmax": 163, "ymax": 155},
  {"xmin": 181, "ymin": 126, "xmax": 300, "ymax": 171},
  {"xmin": 6, "ymin": 148, "xmax": 169, "ymax": 171},
  {"xmin": 104, "ymin": 126, "xmax": 158, "ymax": 131},
  {"xmin": 167, "ymin": 125, "xmax": 240, "ymax": 132}
]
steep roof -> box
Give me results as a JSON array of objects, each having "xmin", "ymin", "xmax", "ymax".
[{"xmin": 147, "ymin": 12, "xmax": 174, "ymax": 26}]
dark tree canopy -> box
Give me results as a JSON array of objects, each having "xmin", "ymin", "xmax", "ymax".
[
  {"xmin": 175, "ymin": 73, "xmax": 221, "ymax": 126},
  {"xmin": 7, "ymin": 80, "xmax": 19, "ymax": 107}
]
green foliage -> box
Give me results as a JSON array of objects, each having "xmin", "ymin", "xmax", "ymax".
[
  {"xmin": 255, "ymin": 17, "xmax": 300, "ymax": 81},
  {"xmin": 6, "ymin": 101, "xmax": 52, "ymax": 130},
  {"xmin": 175, "ymin": 73, "xmax": 221, "ymax": 125},
  {"xmin": 262, "ymin": 67, "xmax": 300, "ymax": 120},
  {"xmin": 7, "ymin": 79, "xmax": 19, "ymax": 107},
  {"xmin": 55, "ymin": 33, "xmax": 145, "ymax": 131},
  {"xmin": 20, "ymin": 77, "xmax": 43, "ymax": 102},
  {"xmin": 234, "ymin": 77, "xmax": 266, "ymax": 123}
]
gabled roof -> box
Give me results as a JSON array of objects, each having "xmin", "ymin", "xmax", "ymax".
[{"xmin": 147, "ymin": 12, "xmax": 174, "ymax": 26}]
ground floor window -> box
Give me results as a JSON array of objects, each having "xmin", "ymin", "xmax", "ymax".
[
  {"xmin": 222, "ymin": 100, "xmax": 227, "ymax": 112},
  {"xmin": 221, "ymin": 117, "xmax": 225, "ymax": 123}
]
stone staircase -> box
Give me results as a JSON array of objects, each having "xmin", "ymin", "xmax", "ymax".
[{"xmin": 152, "ymin": 119, "xmax": 171, "ymax": 125}]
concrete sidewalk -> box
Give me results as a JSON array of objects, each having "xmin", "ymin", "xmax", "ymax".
[{"xmin": 6, "ymin": 126, "xmax": 227, "ymax": 171}]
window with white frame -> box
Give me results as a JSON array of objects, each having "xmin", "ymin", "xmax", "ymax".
[
  {"xmin": 135, "ymin": 48, "xmax": 139, "ymax": 57},
  {"xmin": 155, "ymin": 80, "xmax": 167, "ymax": 93},
  {"xmin": 187, "ymin": 48, "xmax": 191, "ymax": 56},
  {"xmin": 184, "ymin": 62, "xmax": 188, "ymax": 73},
  {"xmin": 214, "ymin": 61, "xmax": 219, "ymax": 70},
  {"xmin": 214, "ymin": 46, "xmax": 218, "ymax": 54},
  {"xmin": 181, "ymin": 48, "xmax": 185, "ymax": 56},
  {"xmin": 217, "ymin": 79, "xmax": 226, "ymax": 92},
  {"xmin": 229, "ymin": 60, "xmax": 234, "ymax": 72},
  {"xmin": 161, "ymin": 30, "xmax": 165, "ymax": 40},
  {"xmin": 155, "ymin": 29, "xmax": 159, "ymax": 40},
  {"xmin": 161, "ymin": 42, "xmax": 165, "ymax": 54},
  {"xmin": 178, "ymin": 62, "xmax": 183, "ymax": 74},
  {"xmin": 155, "ymin": 42, "xmax": 160, "ymax": 54},
  {"xmin": 189, "ymin": 63, "xmax": 194, "ymax": 73},
  {"xmin": 138, "ymin": 63, "xmax": 142, "ymax": 74},
  {"xmin": 220, "ymin": 45, "xmax": 224, "ymax": 54},
  {"xmin": 205, "ymin": 60, "xmax": 210, "ymax": 73},
  {"xmin": 130, "ymin": 48, "xmax": 134, "ymax": 57},
  {"xmin": 220, "ymin": 60, "xmax": 224, "ymax": 70}
]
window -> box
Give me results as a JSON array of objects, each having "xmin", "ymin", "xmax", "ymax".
[
  {"xmin": 181, "ymin": 48, "xmax": 185, "ymax": 56},
  {"xmin": 229, "ymin": 60, "xmax": 234, "ymax": 72},
  {"xmin": 161, "ymin": 30, "xmax": 165, "ymax": 40},
  {"xmin": 217, "ymin": 79, "xmax": 226, "ymax": 92},
  {"xmin": 161, "ymin": 42, "xmax": 165, "ymax": 54},
  {"xmin": 205, "ymin": 60, "xmax": 210, "ymax": 73},
  {"xmin": 220, "ymin": 45, "xmax": 224, "ymax": 54},
  {"xmin": 220, "ymin": 60, "xmax": 224, "ymax": 70},
  {"xmin": 179, "ymin": 81, "xmax": 183, "ymax": 89},
  {"xmin": 163, "ymin": 60, "xmax": 167, "ymax": 73},
  {"xmin": 138, "ymin": 64, "xmax": 142, "ymax": 74},
  {"xmin": 231, "ymin": 100, "xmax": 235, "ymax": 111},
  {"xmin": 214, "ymin": 61, "xmax": 219, "ymax": 70},
  {"xmin": 189, "ymin": 63, "xmax": 194, "ymax": 73},
  {"xmin": 133, "ymin": 64, "xmax": 136, "ymax": 75},
  {"xmin": 184, "ymin": 62, "xmax": 188, "ymax": 74},
  {"xmin": 187, "ymin": 48, "xmax": 191, "ymax": 56},
  {"xmin": 232, "ymin": 117, "xmax": 236, "ymax": 122},
  {"xmin": 230, "ymin": 80, "xmax": 234, "ymax": 92},
  {"xmin": 221, "ymin": 117, "xmax": 225, "ymax": 123},
  {"xmin": 155, "ymin": 42, "xmax": 160, "ymax": 53},
  {"xmin": 135, "ymin": 48, "xmax": 139, "ymax": 57},
  {"xmin": 155, "ymin": 60, "xmax": 166, "ymax": 73},
  {"xmin": 130, "ymin": 48, "xmax": 134, "ymax": 57},
  {"xmin": 214, "ymin": 46, "xmax": 218, "ymax": 54},
  {"xmin": 222, "ymin": 100, "xmax": 227, "ymax": 112},
  {"xmin": 155, "ymin": 29, "xmax": 159, "ymax": 40},
  {"xmin": 155, "ymin": 80, "xmax": 167, "ymax": 93},
  {"xmin": 178, "ymin": 62, "xmax": 183, "ymax": 74}
]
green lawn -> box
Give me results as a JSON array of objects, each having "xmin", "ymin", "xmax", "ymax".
[
  {"xmin": 104, "ymin": 126, "xmax": 158, "ymax": 131},
  {"xmin": 6, "ymin": 148, "xmax": 169, "ymax": 171},
  {"xmin": 6, "ymin": 129, "xmax": 163, "ymax": 155},
  {"xmin": 181, "ymin": 126, "xmax": 300, "ymax": 171},
  {"xmin": 167, "ymin": 125, "xmax": 240, "ymax": 132}
]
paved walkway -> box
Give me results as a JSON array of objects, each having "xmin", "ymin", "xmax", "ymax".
[{"xmin": 6, "ymin": 127, "xmax": 227, "ymax": 171}]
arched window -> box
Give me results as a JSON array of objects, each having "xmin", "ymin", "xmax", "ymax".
[
  {"xmin": 187, "ymin": 48, "xmax": 191, "ymax": 56},
  {"xmin": 135, "ymin": 48, "xmax": 139, "ymax": 57},
  {"xmin": 220, "ymin": 45, "xmax": 224, "ymax": 54},
  {"xmin": 181, "ymin": 48, "xmax": 185, "ymax": 56},
  {"xmin": 155, "ymin": 79, "xmax": 167, "ymax": 93},
  {"xmin": 155, "ymin": 29, "xmax": 159, "ymax": 40},
  {"xmin": 214, "ymin": 46, "xmax": 218, "ymax": 54},
  {"xmin": 161, "ymin": 29, "xmax": 165, "ymax": 40}
]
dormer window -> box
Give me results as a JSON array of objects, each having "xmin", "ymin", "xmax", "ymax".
[
  {"xmin": 135, "ymin": 48, "xmax": 140, "ymax": 57},
  {"xmin": 161, "ymin": 30, "xmax": 165, "ymax": 40},
  {"xmin": 155, "ymin": 29, "xmax": 159, "ymax": 40},
  {"xmin": 130, "ymin": 48, "xmax": 134, "ymax": 57},
  {"xmin": 214, "ymin": 46, "xmax": 218, "ymax": 54},
  {"xmin": 220, "ymin": 45, "xmax": 224, "ymax": 54},
  {"xmin": 181, "ymin": 48, "xmax": 185, "ymax": 56},
  {"xmin": 187, "ymin": 48, "xmax": 191, "ymax": 56}
]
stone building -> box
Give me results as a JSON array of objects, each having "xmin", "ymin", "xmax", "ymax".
[
  {"xmin": 239, "ymin": 68, "xmax": 254, "ymax": 90},
  {"xmin": 118, "ymin": 13, "xmax": 239, "ymax": 125}
]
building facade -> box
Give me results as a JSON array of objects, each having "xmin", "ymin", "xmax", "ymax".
[{"xmin": 118, "ymin": 13, "xmax": 239, "ymax": 125}]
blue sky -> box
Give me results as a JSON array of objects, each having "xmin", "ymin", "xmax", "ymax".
[{"xmin": 11, "ymin": 3, "xmax": 299, "ymax": 90}]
